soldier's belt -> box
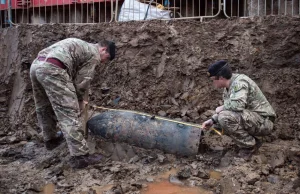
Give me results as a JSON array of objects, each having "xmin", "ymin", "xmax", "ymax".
[{"xmin": 38, "ymin": 56, "xmax": 66, "ymax": 69}]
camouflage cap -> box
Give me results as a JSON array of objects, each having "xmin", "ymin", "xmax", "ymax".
[{"xmin": 207, "ymin": 60, "xmax": 228, "ymax": 77}]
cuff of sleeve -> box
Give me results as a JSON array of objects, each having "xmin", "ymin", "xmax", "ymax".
[
  {"xmin": 211, "ymin": 114, "xmax": 218, "ymax": 124},
  {"xmin": 77, "ymin": 95, "xmax": 83, "ymax": 101}
]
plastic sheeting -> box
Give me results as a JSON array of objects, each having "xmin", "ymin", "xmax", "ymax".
[{"xmin": 118, "ymin": 0, "xmax": 171, "ymax": 21}]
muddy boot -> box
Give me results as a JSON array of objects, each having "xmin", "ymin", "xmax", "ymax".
[
  {"xmin": 293, "ymin": 170, "xmax": 300, "ymax": 189},
  {"xmin": 45, "ymin": 131, "xmax": 64, "ymax": 150},
  {"xmin": 238, "ymin": 138, "xmax": 262, "ymax": 160},
  {"xmin": 69, "ymin": 153, "xmax": 103, "ymax": 169},
  {"xmin": 293, "ymin": 178, "xmax": 300, "ymax": 189}
]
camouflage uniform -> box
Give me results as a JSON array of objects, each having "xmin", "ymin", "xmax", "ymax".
[
  {"xmin": 212, "ymin": 74, "xmax": 276, "ymax": 148},
  {"xmin": 30, "ymin": 38, "xmax": 101, "ymax": 156}
]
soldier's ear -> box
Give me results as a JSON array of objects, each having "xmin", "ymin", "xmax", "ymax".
[{"xmin": 99, "ymin": 47, "xmax": 107, "ymax": 53}]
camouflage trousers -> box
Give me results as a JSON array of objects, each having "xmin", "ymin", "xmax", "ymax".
[
  {"xmin": 212, "ymin": 110, "xmax": 274, "ymax": 148},
  {"xmin": 30, "ymin": 59, "xmax": 89, "ymax": 156}
]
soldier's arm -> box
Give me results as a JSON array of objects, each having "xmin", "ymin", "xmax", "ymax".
[
  {"xmin": 78, "ymin": 84, "xmax": 90, "ymax": 112},
  {"xmin": 74, "ymin": 58, "xmax": 98, "ymax": 103},
  {"xmin": 223, "ymin": 81, "xmax": 249, "ymax": 112}
]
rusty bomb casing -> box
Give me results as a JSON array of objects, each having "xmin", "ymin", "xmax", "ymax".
[{"xmin": 87, "ymin": 110, "xmax": 202, "ymax": 156}]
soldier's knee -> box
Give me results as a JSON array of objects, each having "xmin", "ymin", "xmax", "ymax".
[
  {"xmin": 258, "ymin": 119, "xmax": 274, "ymax": 136},
  {"xmin": 69, "ymin": 128, "xmax": 84, "ymax": 142},
  {"xmin": 218, "ymin": 111, "xmax": 239, "ymax": 128}
]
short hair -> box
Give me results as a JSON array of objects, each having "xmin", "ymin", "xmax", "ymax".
[
  {"xmin": 98, "ymin": 40, "xmax": 116, "ymax": 60},
  {"xmin": 207, "ymin": 60, "xmax": 232, "ymax": 79}
]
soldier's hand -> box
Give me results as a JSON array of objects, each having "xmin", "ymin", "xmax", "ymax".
[
  {"xmin": 201, "ymin": 119, "xmax": 213, "ymax": 130},
  {"xmin": 215, "ymin": 105, "xmax": 224, "ymax": 114}
]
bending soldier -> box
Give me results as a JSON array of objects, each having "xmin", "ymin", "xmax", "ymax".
[{"xmin": 30, "ymin": 38, "xmax": 115, "ymax": 168}]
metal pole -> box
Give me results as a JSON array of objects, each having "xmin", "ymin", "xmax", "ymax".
[{"xmin": 8, "ymin": 0, "xmax": 12, "ymax": 26}]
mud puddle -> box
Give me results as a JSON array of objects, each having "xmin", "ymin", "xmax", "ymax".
[
  {"xmin": 209, "ymin": 170, "xmax": 222, "ymax": 180},
  {"xmin": 142, "ymin": 168, "xmax": 210, "ymax": 194},
  {"xmin": 142, "ymin": 180, "xmax": 210, "ymax": 194},
  {"xmin": 43, "ymin": 183, "xmax": 55, "ymax": 194}
]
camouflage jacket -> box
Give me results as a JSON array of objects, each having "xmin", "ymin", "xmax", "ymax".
[
  {"xmin": 38, "ymin": 38, "xmax": 101, "ymax": 101},
  {"xmin": 223, "ymin": 74, "xmax": 276, "ymax": 118}
]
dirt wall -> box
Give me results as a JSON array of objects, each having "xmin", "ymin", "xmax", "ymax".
[{"xmin": 1, "ymin": 16, "xmax": 300, "ymax": 142}]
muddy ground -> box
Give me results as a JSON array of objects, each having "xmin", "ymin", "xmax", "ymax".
[{"xmin": 1, "ymin": 16, "xmax": 300, "ymax": 193}]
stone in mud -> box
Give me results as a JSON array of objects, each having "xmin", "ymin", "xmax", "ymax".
[
  {"xmin": 146, "ymin": 177, "xmax": 154, "ymax": 182},
  {"xmin": 267, "ymin": 175, "xmax": 280, "ymax": 184},
  {"xmin": 261, "ymin": 164, "xmax": 271, "ymax": 175},
  {"xmin": 177, "ymin": 166, "xmax": 191, "ymax": 179},
  {"xmin": 157, "ymin": 110, "xmax": 166, "ymax": 117},
  {"xmin": 220, "ymin": 178, "xmax": 241, "ymax": 194},
  {"xmin": 143, "ymin": 155, "xmax": 156, "ymax": 164},
  {"xmin": 204, "ymin": 178, "xmax": 219, "ymax": 188},
  {"xmin": 170, "ymin": 98, "xmax": 179, "ymax": 106},
  {"xmin": 270, "ymin": 151, "xmax": 285, "ymax": 168},
  {"xmin": 180, "ymin": 106, "xmax": 188, "ymax": 116},
  {"xmin": 169, "ymin": 174, "xmax": 184, "ymax": 185},
  {"xmin": 196, "ymin": 169, "xmax": 210, "ymax": 179},
  {"xmin": 190, "ymin": 162, "xmax": 197, "ymax": 169},
  {"xmin": 129, "ymin": 38, "xmax": 139, "ymax": 47},
  {"xmin": 180, "ymin": 92, "xmax": 189, "ymax": 100},
  {"xmin": 245, "ymin": 172, "xmax": 260, "ymax": 185},
  {"xmin": 112, "ymin": 189, "xmax": 122, "ymax": 194},
  {"xmin": 157, "ymin": 154, "xmax": 166, "ymax": 163},
  {"xmin": 110, "ymin": 165, "xmax": 121, "ymax": 173},
  {"xmin": 131, "ymin": 182, "xmax": 143, "ymax": 189},
  {"xmin": 129, "ymin": 155, "xmax": 139, "ymax": 163},
  {"xmin": 57, "ymin": 181, "xmax": 73, "ymax": 189}
]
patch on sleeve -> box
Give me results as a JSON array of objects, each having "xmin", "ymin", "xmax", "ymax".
[{"xmin": 232, "ymin": 82, "xmax": 247, "ymax": 93}]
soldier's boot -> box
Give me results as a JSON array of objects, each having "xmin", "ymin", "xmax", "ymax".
[
  {"xmin": 238, "ymin": 137, "xmax": 262, "ymax": 160},
  {"xmin": 69, "ymin": 153, "xmax": 104, "ymax": 169},
  {"xmin": 45, "ymin": 131, "xmax": 65, "ymax": 150},
  {"xmin": 292, "ymin": 169, "xmax": 300, "ymax": 189},
  {"xmin": 293, "ymin": 178, "xmax": 300, "ymax": 189}
]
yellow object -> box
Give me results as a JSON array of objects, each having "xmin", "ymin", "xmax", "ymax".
[
  {"xmin": 156, "ymin": 4, "xmax": 165, "ymax": 10},
  {"xmin": 210, "ymin": 127, "xmax": 224, "ymax": 136}
]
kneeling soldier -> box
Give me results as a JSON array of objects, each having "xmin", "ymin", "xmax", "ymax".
[{"xmin": 202, "ymin": 60, "xmax": 276, "ymax": 159}]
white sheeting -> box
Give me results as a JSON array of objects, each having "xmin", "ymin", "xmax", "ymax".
[{"xmin": 118, "ymin": 0, "xmax": 171, "ymax": 21}]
